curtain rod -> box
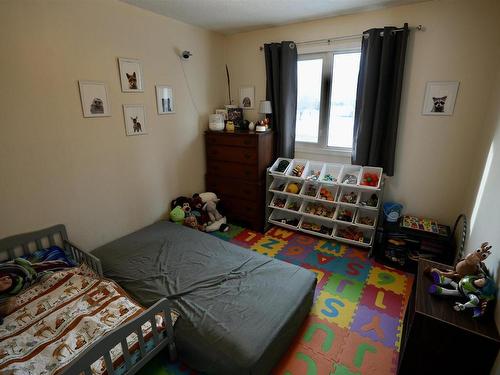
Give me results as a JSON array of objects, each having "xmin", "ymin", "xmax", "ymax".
[{"xmin": 258, "ymin": 24, "xmax": 423, "ymax": 51}]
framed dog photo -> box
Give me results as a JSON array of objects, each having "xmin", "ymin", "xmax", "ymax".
[
  {"xmin": 118, "ymin": 57, "xmax": 144, "ymax": 92},
  {"xmin": 422, "ymin": 81, "xmax": 460, "ymax": 116},
  {"xmin": 156, "ymin": 85, "xmax": 175, "ymax": 114},
  {"xmin": 123, "ymin": 104, "xmax": 147, "ymax": 136},
  {"xmin": 78, "ymin": 81, "xmax": 111, "ymax": 118},
  {"xmin": 239, "ymin": 86, "xmax": 255, "ymax": 109}
]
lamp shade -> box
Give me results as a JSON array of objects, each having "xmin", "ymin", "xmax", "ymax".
[{"xmin": 259, "ymin": 100, "xmax": 272, "ymax": 114}]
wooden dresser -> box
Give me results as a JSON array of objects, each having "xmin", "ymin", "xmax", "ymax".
[{"xmin": 205, "ymin": 130, "xmax": 274, "ymax": 232}]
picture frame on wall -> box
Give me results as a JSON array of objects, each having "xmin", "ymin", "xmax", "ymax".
[
  {"xmin": 239, "ymin": 86, "xmax": 255, "ymax": 109},
  {"xmin": 422, "ymin": 81, "xmax": 460, "ymax": 116},
  {"xmin": 123, "ymin": 104, "xmax": 147, "ymax": 136},
  {"xmin": 156, "ymin": 85, "xmax": 175, "ymax": 114},
  {"xmin": 118, "ymin": 57, "xmax": 144, "ymax": 92},
  {"xmin": 78, "ymin": 81, "xmax": 111, "ymax": 118}
]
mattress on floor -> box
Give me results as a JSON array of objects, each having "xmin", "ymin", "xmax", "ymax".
[{"xmin": 92, "ymin": 221, "xmax": 316, "ymax": 374}]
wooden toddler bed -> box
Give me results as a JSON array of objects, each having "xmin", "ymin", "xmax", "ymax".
[{"xmin": 0, "ymin": 225, "xmax": 176, "ymax": 375}]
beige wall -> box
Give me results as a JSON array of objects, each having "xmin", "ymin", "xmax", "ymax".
[
  {"xmin": 0, "ymin": 0, "xmax": 225, "ymax": 250},
  {"xmin": 225, "ymin": 0, "xmax": 500, "ymax": 225}
]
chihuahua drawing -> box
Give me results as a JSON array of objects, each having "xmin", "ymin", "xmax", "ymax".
[
  {"xmin": 126, "ymin": 72, "xmax": 138, "ymax": 90},
  {"xmin": 90, "ymin": 97, "xmax": 104, "ymax": 114}
]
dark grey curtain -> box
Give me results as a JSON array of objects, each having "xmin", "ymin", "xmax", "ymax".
[
  {"xmin": 352, "ymin": 25, "xmax": 409, "ymax": 176},
  {"xmin": 264, "ymin": 41, "xmax": 297, "ymax": 158}
]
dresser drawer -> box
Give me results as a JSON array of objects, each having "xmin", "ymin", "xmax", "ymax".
[
  {"xmin": 207, "ymin": 160, "xmax": 259, "ymax": 180},
  {"xmin": 206, "ymin": 175, "xmax": 260, "ymax": 202},
  {"xmin": 222, "ymin": 196, "xmax": 261, "ymax": 220},
  {"xmin": 206, "ymin": 133, "xmax": 257, "ymax": 148},
  {"xmin": 206, "ymin": 144, "xmax": 256, "ymax": 165}
]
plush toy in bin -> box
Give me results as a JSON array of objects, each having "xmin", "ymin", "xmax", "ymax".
[
  {"xmin": 169, "ymin": 192, "xmax": 229, "ymax": 233},
  {"xmin": 427, "ymin": 242, "xmax": 497, "ymax": 318}
]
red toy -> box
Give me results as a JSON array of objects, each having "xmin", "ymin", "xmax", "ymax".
[{"xmin": 360, "ymin": 172, "xmax": 380, "ymax": 187}]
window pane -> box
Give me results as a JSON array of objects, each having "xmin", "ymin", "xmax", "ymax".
[
  {"xmin": 296, "ymin": 58, "xmax": 323, "ymax": 143},
  {"xmin": 328, "ymin": 52, "xmax": 361, "ymax": 148}
]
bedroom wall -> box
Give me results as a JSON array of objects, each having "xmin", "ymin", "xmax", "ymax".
[
  {"xmin": 463, "ymin": 57, "xmax": 500, "ymax": 374},
  {"xmin": 0, "ymin": 0, "xmax": 226, "ymax": 249},
  {"xmin": 224, "ymin": 0, "xmax": 500, "ymax": 225}
]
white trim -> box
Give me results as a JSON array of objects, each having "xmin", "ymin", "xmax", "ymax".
[{"xmin": 295, "ymin": 143, "xmax": 352, "ymax": 157}]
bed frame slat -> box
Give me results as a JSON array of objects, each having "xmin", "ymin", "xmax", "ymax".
[
  {"xmin": 150, "ymin": 317, "xmax": 160, "ymax": 345},
  {"xmin": 137, "ymin": 328, "xmax": 146, "ymax": 358},
  {"xmin": 120, "ymin": 338, "xmax": 132, "ymax": 369},
  {"xmin": 104, "ymin": 352, "xmax": 115, "ymax": 375}
]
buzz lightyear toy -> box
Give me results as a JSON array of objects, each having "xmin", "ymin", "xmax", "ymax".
[{"xmin": 429, "ymin": 270, "xmax": 497, "ymax": 318}]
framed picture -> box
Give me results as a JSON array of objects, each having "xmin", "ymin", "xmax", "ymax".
[
  {"xmin": 78, "ymin": 81, "xmax": 111, "ymax": 118},
  {"xmin": 227, "ymin": 107, "xmax": 243, "ymax": 128},
  {"xmin": 239, "ymin": 86, "xmax": 255, "ymax": 109},
  {"xmin": 215, "ymin": 109, "xmax": 228, "ymax": 121},
  {"xmin": 123, "ymin": 104, "xmax": 147, "ymax": 136},
  {"xmin": 422, "ymin": 81, "xmax": 460, "ymax": 116},
  {"xmin": 156, "ymin": 85, "xmax": 175, "ymax": 114},
  {"xmin": 118, "ymin": 57, "xmax": 144, "ymax": 92}
]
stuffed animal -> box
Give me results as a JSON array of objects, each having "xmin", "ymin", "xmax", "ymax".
[
  {"xmin": 429, "ymin": 242, "xmax": 492, "ymax": 281},
  {"xmin": 428, "ymin": 271, "xmax": 496, "ymax": 318},
  {"xmin": 205, "ymin": 201, "xmax": 223, "ymax": 223},
  {"xmin": 170, "ymin": 206, "xmax": 185, "ymax": 223}
]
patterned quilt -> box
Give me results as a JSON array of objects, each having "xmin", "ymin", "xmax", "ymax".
[{"xmin": 0, "ymin": 265, "xmax": 172, "ymax": 375}]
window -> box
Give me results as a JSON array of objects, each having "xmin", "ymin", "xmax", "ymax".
[{"xmin": 296, "ymin": 50, "xmax": 361, "ymax": 153}]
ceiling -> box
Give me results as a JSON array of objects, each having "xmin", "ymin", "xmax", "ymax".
[{"xmin": 121, "ymin": 0, "xmax": 428, "ymax": 35}]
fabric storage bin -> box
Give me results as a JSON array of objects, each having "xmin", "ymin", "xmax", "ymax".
[
  {"xmin": 286, "ymin": 159, "xmax": 309, "ymax": 179},
  {"xmin": 334, "ymin": 223, "xmax": 374, "ymax": 246},
  {"xmin": 269, "ymin": 210, "xmax": 301, "ymax": 229},
  {"xmin": 284, "ymin": 181, "xmax": 303, "ymax": 195},
  {"xmin": 359, "ymin": 166, "xmax": 383, "ymax": 189},
  {"xmin": 339, "ymin": 165, "xmax": 361, "ymax": 185},
  {"xmin": 303, "ymin": 161, "xmax": 325, "ymax": 182},
  {"xmin": 300, "ymin": 182, "xmax": 320, "ymax": 198},
  {"xmin": 319, "ymin": 163, "xmax": 343, "ymax": 184},
  {"xmin": 270, "ymin": 157, "xmax": 292, "ymax": 175},
  {"xmin": 270, "ymin": 194, "xmax": 287, "ymax": 209},
  {"xmin": 337, "ymin": 187, "xmax": 360, "ymax": 206},
  {"xmin": 317, "ymin": 184, "xmax": 338, "ymax": 202},
  {"xmin": 299, "ymin": 216, "xmax": 335, "ymax": 238},
  {"xmin": 285, "ymin": 196, "xmax": 302, "ymax": 212},
  {"xmin": 358, "ymin": 191, "xmax": 380, "ymax": 209},
  {"xmin": 301, "ymin": 201, "xmax": 336, "ymax": 219},
  {"xmin": 355, "ymin": 208, "xmax": 378, "ymax": 228},
  {"xmin": 269, "ymin": 178, "xmax": 287, "ymax": 193},
  {"xmin": 334, "ymin": 206, "xmax": 357, "ymax": 223}
]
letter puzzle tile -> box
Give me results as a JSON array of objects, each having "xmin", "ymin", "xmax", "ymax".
[
  {"xmin": 337, "ymin": 331, "xmax": 397, "ymax": 375},
  {"xmin": 276, "ymin": 241, "xmax": 314, "ymax": 262},
  {"xmin": 314, "ymin": 240, "xmax": 348, "ymax": 257},
  {"xmin": 296, "ymin": 315, "xmax": 349, "ymax": 361},
  {"xmin": 266, "ymin": 226, "xmax": 297, "ymax": 241},
  {"xmin": 350, "ymin": 305, "xmax": 400, "ymax": 348},
  {"xmin": 312, "ymin": 290, "xmax": 357, "ymax": 328},
  {"xmin": 359, "ymin": 284, "xmax": 404, "ymax": 318},
  {"xmin": 211, "ymin": 224, "xmax": 244, "ymax": 240},
  {"xmin": 230, "ymin": 229, "xmax": 263, "ymax": 248},
  {"xmin": 273, "ymin": 342, "xmax": 334, "ymax": 375},
  {"xmin": 312, "ymin": 256, "xmax": 371, "ymax": 283},
  {"xmin": 301, "ymin": 263, "xmax": 331, "ymax": 295},
  {"xmin": 250, "ymin": 236, "xmax": 287, "ymax": 257},
  {"xmin": 366, "ymin": 266, "xmax": 407, "ymax": 295},
  {"xmin": 323, "ymin": 273, "xmax": 364, "ymax": 303}
]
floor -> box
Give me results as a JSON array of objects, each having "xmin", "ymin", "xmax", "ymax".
[{"xmin": 139, "ymin": 224, "xmax": 414, "ymax": 375}]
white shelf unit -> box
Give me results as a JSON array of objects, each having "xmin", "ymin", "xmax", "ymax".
[{"xmin": 267, "ymin": 159, "xmax": 383, "ymax": 248}]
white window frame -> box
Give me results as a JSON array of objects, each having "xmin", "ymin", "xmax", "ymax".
[{"xmin": 295, "ymin": 46, "xmax": 361, "ymax": 157}]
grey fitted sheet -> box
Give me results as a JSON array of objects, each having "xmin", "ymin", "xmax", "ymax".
[{"xmin": 92, "ymin": 221, "xmax": 316, "ymax": 374}]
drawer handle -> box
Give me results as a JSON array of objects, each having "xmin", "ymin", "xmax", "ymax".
[
  {"xmin": 243, "ymin": 153, "xmax": 252, "ymax": 159},
  {"xmin": 243, "ymin": 139, "xmax": 251, "ymax": 145}
]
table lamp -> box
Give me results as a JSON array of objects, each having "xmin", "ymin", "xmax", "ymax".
[{"xmin": 257, "ymin": 100, "xmax": 272, "ymax": 132}]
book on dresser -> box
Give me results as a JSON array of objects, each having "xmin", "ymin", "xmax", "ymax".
[{"xmin": 205, "ymin": 130, "xmax": 274, "ymax": 232}]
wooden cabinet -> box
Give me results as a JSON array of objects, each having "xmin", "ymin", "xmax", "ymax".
[
  {"xmin": 398, "ymin": 259, "xmax": 500, "ymax": 374},
  {"xmin": 205, "ymin": 131, "xmax": 274, "ymax": 232}
]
